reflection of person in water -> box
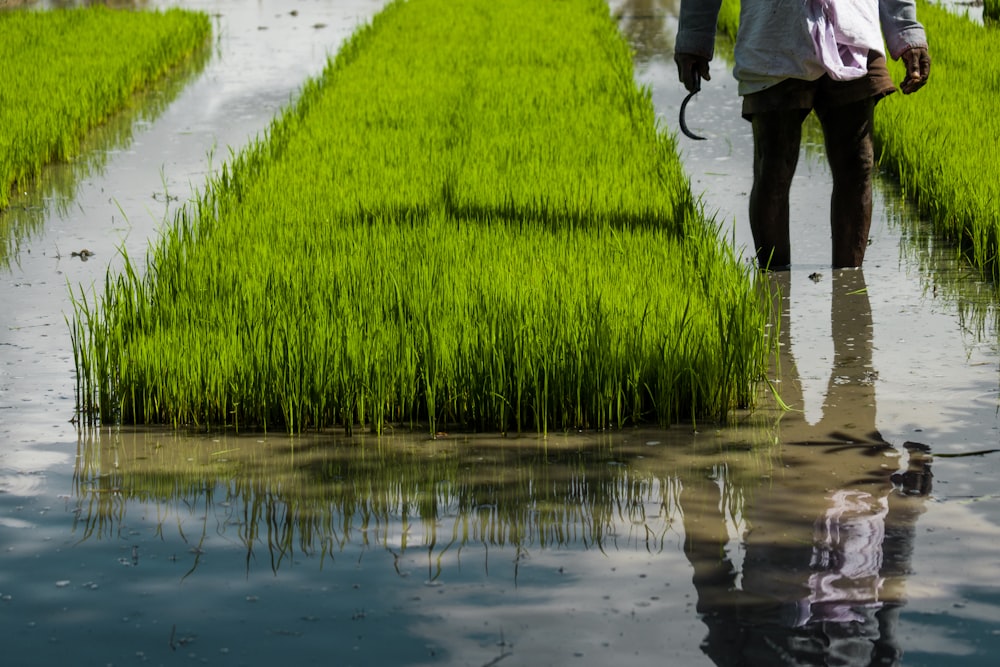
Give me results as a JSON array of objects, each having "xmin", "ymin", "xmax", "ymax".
[{"xmin": 681, "ymin": 270, "xmax": 932, "ymax": 666}]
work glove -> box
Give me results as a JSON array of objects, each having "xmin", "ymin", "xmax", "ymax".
[
  {"xmin": 674, "ymin": 52, "xmax": 711, "ymax": 93},
  {"xmin": 899, "ymin": 46, "xmax": 930, "ymax": 95}
]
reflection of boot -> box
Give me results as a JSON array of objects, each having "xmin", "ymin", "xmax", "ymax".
[{"xmin": 890, "ymin": 441, "xmax": 933, "ymax": 497}]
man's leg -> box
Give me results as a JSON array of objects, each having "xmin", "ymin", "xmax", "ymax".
[
  {"xmin": 749, "ymin": 110, "xmax": 803, "ymax": 269},
  {"xmin": 817, "ymin": 98, "xmax": 877, "ymax": 268}
]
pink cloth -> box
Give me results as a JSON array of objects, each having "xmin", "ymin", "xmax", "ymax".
[{"xmin": 807, "ymin": 0, "xmax": 882, "ymax": 81}]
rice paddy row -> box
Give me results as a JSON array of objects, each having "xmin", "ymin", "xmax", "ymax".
[
  {"xmin": 0, "ymin": 6, "xmax": 210, "ymax": 209},
  {"xmin": 986, "ymin": 0, "xmax": 999, "ymax": 24},
  {"xmin": 71, "ymin": 0, "xmax": 771, "ymax": 435},
  {"xmin": 875, "ymin": 2, "xmax": 1000, "ymax": 281}
]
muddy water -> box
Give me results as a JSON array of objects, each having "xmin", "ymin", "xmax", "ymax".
[{"xmin": 2, "ymin": 1, "xmax": 999, "ymax": 665}]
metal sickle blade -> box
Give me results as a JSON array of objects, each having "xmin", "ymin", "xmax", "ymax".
[{"xmin": 679, "ymin": 90, "xmax": 707, "ymax": 141}]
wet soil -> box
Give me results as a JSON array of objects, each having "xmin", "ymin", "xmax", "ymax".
[{"xmin": 2, "ymin": 1, "xmax": 999, "ymax": 665}]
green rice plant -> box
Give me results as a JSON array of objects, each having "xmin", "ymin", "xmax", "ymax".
[
  {"xmin": 0, "ymin": 38, "xmax": 209, "ymax": 270},
  {"xmin": 876, "ymin": 2, "xmax": 1000, "ymax": 281},
  {"xmin": 985, "ymin": 0, "xmax": 1000, "ymax": 24},
  {"xmin": 72, "ymin": 0, "xmax": 771, "ymax": 435},
  {"xmin": 0, "ymin": 6, "xmax": 210, "ymax": 209},
  {"xmin": 717, "ymin": 0, "xmax": 741, "ymax": 40}
]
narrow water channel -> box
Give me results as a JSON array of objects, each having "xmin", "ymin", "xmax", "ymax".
[{"xmin": 1, "ymin": 2, "xmax": 998, "ymax": 665}]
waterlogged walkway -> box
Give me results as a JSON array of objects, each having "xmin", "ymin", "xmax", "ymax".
[{"xmin": 1, "ymin": 1, "xmax": 999, "ymax": 665}]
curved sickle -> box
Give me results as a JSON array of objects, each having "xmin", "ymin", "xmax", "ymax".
[{"xmin": 679, "ymin": 90, "xmax": 707, "ymax": 141}]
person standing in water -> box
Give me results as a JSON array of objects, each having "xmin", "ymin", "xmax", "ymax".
[{"xmin": 674, "ymin": 0, "xmax": 930, "ymax": 270}]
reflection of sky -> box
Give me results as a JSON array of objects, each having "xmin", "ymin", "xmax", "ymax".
[{"xmin": 0, "ymin": 466, "xmax": 703, "ymax": 666}]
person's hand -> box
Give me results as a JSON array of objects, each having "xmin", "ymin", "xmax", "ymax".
[
  {"xmin": 674, "ymin": 52, "xmax": 711, "ymax": 93},
  {"xmin": 900, "ymin": 47, "xmax": 930, "ymax": 95}
]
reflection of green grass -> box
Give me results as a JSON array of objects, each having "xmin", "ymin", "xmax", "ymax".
[
  {"xmin": 72, "ymin": 428, "xmax": 776, "ymax": 573},
  {"xmin": 72, "ymin": 0, "xmax": 771, "ymax": 435},
  {"xmin": 882, "ymin": 177, "xmax": 1000, "ymax": 348},
  {"xmin": 0, "ymin": 7, "xmax": 210, "ymax": 210}
]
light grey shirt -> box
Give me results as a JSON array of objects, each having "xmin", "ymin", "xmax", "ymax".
[{"xmin": 676, "ymin": 0, "xmax": 928, "ymax": 95}]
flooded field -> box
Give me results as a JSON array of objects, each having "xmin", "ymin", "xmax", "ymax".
[{"xmin": 2, "ymin": 1, "xmax": 999, "ymax": 665}]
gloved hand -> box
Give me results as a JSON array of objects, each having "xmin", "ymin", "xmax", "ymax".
[
  {"xmin": 899, "ymin": 46, "xmax": 930, "ymax": 95},
  {"xmin": 674, "ymin": 52, "xmax": 711, "ymax": 93}
]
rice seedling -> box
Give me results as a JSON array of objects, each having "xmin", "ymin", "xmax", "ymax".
[
  {"xmin": 985, "ymin": 0, "xmax": 1000, "ymax": 24},
  {"xmin": 717, "ymin": 0, "xmax": 741, "ymax": 38},
  {"xmin": 0, "ymin": 37, "xmax": 209, "ymax": 270},
  {"xmin": 71, "ymin": 0, "xmax": 771, "ymax": 435},
  {"xmin": 875, "ymin": 3, "xmax": 1000, "ymax": 282},
  {"xmin": 0, "ymin": 6, "xmax": 210, "ymax": 210}
]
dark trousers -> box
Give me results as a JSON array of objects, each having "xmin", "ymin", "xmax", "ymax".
[
  {"xmin": 742, "ymin": 54, "xmax": 895, "ymax": 269},
  {"xmin": 749, "ymin": 99, "xmax": 877, "ymax": 269}
]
